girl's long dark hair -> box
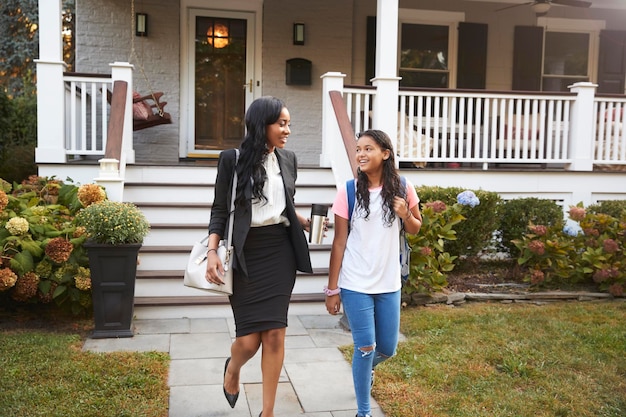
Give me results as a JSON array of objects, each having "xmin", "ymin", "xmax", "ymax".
[
  {"xmin": 355, "ymin": 129, "xmax": 404, "ymax": 227},
  {"xmin": 235, "ymin": 96, "xmax": 286, "ymax": 206}
]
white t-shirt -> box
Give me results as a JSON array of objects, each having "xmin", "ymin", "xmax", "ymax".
[{"xmin": 331, "ymin": 179, "xmax": 419, "ymax": 294}]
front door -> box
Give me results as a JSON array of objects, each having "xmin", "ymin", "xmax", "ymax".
[{"xmin": 187, "ymin": 9, "xmax": 255, "ymax": 157}]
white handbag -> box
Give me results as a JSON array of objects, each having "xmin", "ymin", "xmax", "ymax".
[{"xmin": 183, "ymin": 150, "xmax": 238, "ymax": 295}]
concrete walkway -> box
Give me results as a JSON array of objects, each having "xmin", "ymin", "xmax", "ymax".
[{"xmin": 83, "ymin": 311, "xmax": 392, "ymax": 417}]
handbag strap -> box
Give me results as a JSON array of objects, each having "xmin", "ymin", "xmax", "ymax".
[{"xmin": 225, "ymin": 149, "xmax": 239, "ymax": 244}]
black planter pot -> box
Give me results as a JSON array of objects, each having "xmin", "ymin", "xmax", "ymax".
[{"xmin": 84, "ymin": 241, "xmax": 141, "ymax": 339}]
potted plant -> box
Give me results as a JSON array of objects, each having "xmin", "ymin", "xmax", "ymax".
[{"xmin": 75, "ymin": 192, "xmax": 150, "ymax": 338}]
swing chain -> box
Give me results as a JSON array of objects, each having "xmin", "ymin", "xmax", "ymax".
[{"xmin": 129, "ymin": 0, "xmax": 164, "ymax": 117}]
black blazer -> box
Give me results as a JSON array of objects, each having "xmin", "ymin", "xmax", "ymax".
[{"xmin": 208, "ymin": 148, "xmax": 313, "ymax": 278}]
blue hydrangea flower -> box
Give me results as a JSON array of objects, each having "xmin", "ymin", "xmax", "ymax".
[
  {"xmin": 457, "ymin": 190, "xmax": 480, "ymax": 207},
  {"xmin": 563, "ymin": 222, "xmax": 582, "ymax": 237}
]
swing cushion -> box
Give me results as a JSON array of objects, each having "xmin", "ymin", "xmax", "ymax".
[{"xmin": 132, "ymin": 91, "xmax": 153, "ymax": 120}]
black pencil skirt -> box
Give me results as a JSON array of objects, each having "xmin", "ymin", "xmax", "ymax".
[{"xmin": 230, "ymin": 224, "xmax": 297, "ymax": 337}]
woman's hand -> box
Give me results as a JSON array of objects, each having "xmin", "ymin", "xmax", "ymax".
[{"xmin": 205, "ymin": 250, "xmax": 226, "ymax": 285}]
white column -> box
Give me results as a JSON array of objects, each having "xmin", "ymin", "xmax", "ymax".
[
  {"xmin": 110, "ymin": 62, "xmax": 135, "ymax": 165},
  {"xmin": 371, "ymin": 0, "xmax": 401, "ymax": 157},
  {"xmin": 568, "ymin": 82, "xmax": 597, "ymax": 171},
  {"xmin": 35, "ymin": 0, "xmax": 67, "ymax": 163}
]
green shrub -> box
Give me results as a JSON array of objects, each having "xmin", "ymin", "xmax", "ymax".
[
  {"xmin": 415, "ymin": 186, "xmax": 501, "ymax": 258},
  {"xmin": 403, "ymin": 200, "xmax": 465, "ymax": 297},
  {"xmin": 513, "ymin": 203, "xmax": 625, "ymax": 296},
  {"xmin": 587, "ymin": 199, "xmax": 626, "ymax": 219},
  {"xmin": 498, "ymin": 197, "xmax": 564, "ymax": 257},
  {"xmin": 0, "ymin": 90, "xmax": 37, "ymax": 183}
]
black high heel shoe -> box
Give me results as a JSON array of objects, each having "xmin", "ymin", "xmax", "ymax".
[{"xmin": 223, "ymin": 357, "xmax": 239, "ymax": 408}]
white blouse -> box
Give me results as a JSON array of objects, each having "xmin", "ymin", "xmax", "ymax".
[{"xmin": 250, "ymin": 152, "xmax": 289, "ymax": 227}]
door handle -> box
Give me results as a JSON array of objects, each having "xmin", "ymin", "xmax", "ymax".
[{"xmin": 243, "ymin": 79, "xmax": 253, "ymax": 93}]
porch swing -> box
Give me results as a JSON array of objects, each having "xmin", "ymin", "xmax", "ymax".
[{"xmin": 108, "ymin": 0, "xmax": 172, "ymax": 131}]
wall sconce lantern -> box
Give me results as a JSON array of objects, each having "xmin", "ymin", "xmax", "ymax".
[
  {"xmin": 293, "ymin": 23, "xmax": 305, "ymax": 45},
  {"xmin": 136, "ymin": 13, "xmax": 148, "ymax": 37}
]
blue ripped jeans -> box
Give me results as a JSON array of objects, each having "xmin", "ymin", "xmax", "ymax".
[{"xmin": 341, "ymin": 288, "xmax": 401, "ymax": 417}]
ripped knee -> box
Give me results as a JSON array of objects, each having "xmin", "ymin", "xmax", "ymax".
[{"xmin": 356, "ymin": 343, "xmax": 376, "ymax": 357}]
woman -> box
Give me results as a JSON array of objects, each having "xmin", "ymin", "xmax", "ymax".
[
  {"xmin": 205, "ymin": 96, "xmax": 313, "ymax": 417},
  {"xmin": 325, "ymin": 129, "xmax": 422, "ymax": 417}
]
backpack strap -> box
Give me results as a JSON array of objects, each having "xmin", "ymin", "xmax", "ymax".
[{"xmin": 346, "ymin": 179, "xmax": 356, "ymax": 232}]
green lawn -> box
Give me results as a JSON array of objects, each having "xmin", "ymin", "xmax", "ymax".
[
  {"xmin": 370, "ymin": 301, "xmax": 626, "ymax": 417},
  {"xmin": 0, "ymin": 327, "xmax": 169, "ymax": 417}
]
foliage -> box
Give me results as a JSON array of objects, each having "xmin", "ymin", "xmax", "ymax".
[
  {"xmin": 0, "ymin": 0, "xmax": 74, "ymax": 96},
  {"xmin": 0, "ymin": 176, "xmax": 91, "ymax": 314},
  {"xmin": 0, "ymin": 329, "xmax": 169, "ymax": 417},
  {"xmin": 0, "ymin": 89, "xmax": 38, "ymax": 183},
  {"xmin": 368, "ymin": 302, "xmax": 626, "ymax": 417},
  {"xmin": 415, "ymin": 185, "xmax": 501, "ymax": 258},
  {"xmin": 403, "ymin": 200, "xmax": 465, "ymax": 295},
  {"xmin": 75, "ymin": 200, "xmax": 150, "ymax": 245},
  {"xmin": 587, "ymin": 199, "xmax": 626, "ymax": 219},
  {"xmin": 0, "ymin": 0, "xmax": 38, "ymax": 96},
  {"xmin": 498, "ymin": 197, "xmax": 564, "ymax": 257},
  {"xmin": 513, "ymin": 203, "xmax": 625, "ymax": 295}
]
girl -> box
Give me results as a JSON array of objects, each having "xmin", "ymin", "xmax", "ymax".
[
  {"xmin": 206, "ymin": 96, "xmax": 313, "ymax": 417},
  {"xmin": 325, "ymin": 129, "xmax": 422, "ymax": 417}
]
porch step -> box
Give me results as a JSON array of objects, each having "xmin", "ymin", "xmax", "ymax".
[{"xmin": 125, "ymin": 164, "xmax": 336, "ymax": 319}]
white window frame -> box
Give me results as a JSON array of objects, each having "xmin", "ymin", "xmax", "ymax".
[
  {"xmin": 537, "ymin": 17, "xmax": 606, "ymax": 90},
  {"xmin": 397, "ymin": 9, "xmax": 465, "ymax": 88}
]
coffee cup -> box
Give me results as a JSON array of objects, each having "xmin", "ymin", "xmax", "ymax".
[{"xmin": 309, "ymin": 204, "xmax": 328, "ymax": 244}]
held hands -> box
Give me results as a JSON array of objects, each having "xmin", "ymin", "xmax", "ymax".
[{"xmin": 205, "ymin": 250, "xmax": 226, "ymax": 285}]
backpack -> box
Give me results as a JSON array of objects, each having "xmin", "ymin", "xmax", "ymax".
[{"xmin": 346, "ymin": 177, "xmax": 412, "ymax": 284}]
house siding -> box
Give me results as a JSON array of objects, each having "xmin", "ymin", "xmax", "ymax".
[
  {"xmin": 76, "ymin": 0, "xmax": 181, "ymax": 164},
  {"xmin": 261, "ymin": 0, "xmax": 354, "ymax": 165}
]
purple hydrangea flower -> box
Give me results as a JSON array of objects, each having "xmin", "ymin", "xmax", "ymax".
[{"xmin": 457, "ymin": 190, "xmax": 480, "ymax": 207}]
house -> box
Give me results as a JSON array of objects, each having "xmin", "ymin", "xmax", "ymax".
[{"xmin": 35, "ymin": 0, "xmax": 626, "ymax": 318}]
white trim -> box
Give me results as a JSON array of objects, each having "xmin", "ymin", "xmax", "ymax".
[
  {"xmin": 179, "ymin": 0, "xmax": 262, "ymax": 158},
  {"xmin": 397, "ymin": 9, "xmax": 465, "ymax": 89}
]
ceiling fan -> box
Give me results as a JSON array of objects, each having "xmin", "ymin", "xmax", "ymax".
[{"xmin": 496, "ymin": 0, "xmax": 592, "ymax": 16}]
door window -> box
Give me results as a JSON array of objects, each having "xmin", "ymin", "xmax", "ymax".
[{"xmin": 194, "ymin": 16, "xmax": 247, "ymax": 151}]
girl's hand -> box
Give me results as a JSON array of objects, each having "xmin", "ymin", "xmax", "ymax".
[
  {"xmin": 393, "ymin": 196, "xmax": 411, "ymax": 220},
  {"xmin": 325, "ymin": 295, "xmax": 341, "ymax": 315}
]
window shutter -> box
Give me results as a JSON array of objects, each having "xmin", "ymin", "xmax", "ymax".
[
  {"xmin": 512, "ymin": 26, "xmax": 543, "ymax": 91},
  {"xmin": 457, "ymin": 22, "xmax": 488, "ymax": 89},
  {"xmin": 597, "ymin": 30, "xmax": 626, "ymax": 94}
]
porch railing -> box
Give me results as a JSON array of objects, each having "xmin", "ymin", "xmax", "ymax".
[
  {"xmin": 327, "ymin": 75, "xmax": 626, "ymax": 171},
  {"xmin": 63, "ymin": 73, "xmax": 113, "ymax": 156}
]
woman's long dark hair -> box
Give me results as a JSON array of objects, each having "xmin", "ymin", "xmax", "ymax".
[
  {"xmin": 355, "ymin": 129, "xmax": 404, "ymax": 227},
  {"xmin": 235, "ymin": 96, "xmax": 286, "ymax": 206}
]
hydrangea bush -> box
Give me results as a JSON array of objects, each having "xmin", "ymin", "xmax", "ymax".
[
  {"xmin": 0, "ymin": 176, "xmax": 109, "ymax": 314},
  {"xmin": 402, "ymin": 196, "xmax": 466, "ymax": 296},
  {"xmin": 513, "ymin": 203, "xmax": 625, "ymax": 296}
]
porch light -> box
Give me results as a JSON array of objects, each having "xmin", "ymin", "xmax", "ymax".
[
  {"xmin": 207, "ymin": 23, "xmax": 229, "ymax": 48},
  {"xmin": 135, "ymin": 13, "xmax": 148, "ymax": 37},
  {"xmin": 293, "ymin": 23, "xmax": 305, "ymax": 45},
  {"xmin": 531, "ymin": 2, "xmax": 551, "ymax": 16}
]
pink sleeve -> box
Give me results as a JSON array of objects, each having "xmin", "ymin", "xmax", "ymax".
[
  {"xmin": 331, "ymin": 185, "xmax": 349, "ymax": 220},
  {"xmin": 406, "ymin": 178, "xmax": 420, "ymax": 209}
]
